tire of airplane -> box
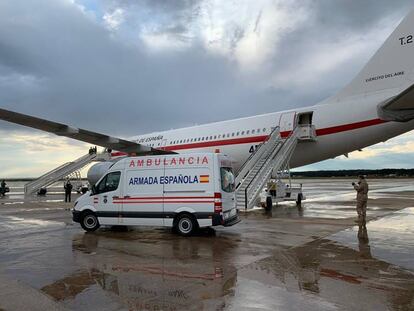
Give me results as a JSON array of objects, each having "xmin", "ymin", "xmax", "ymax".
[
  {"xmin": 175, "ymin": 213, "xmax": 198, "ymax": 236},
  {"xmin": 81, "ymin": 211, "xmax": 100, "ymax": 232}
]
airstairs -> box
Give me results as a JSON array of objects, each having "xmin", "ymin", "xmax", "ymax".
[
  {"xmin": 24, "ymin": 151, "xmax": 110, "ymax": 194},
  {"xmin": 235, "ymin": 125, "xmax": 314, "ymax": 210}
]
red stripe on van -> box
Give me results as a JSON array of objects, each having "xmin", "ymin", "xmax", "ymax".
[
  {"xmin": 114, "ymin": 201, "xmax": 215, "ymax": 204},
  {"xmin": 121, "ymin": 196, "xmax": 215, "ymax": 200}
]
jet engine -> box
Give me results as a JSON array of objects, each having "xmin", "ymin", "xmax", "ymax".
[{"xmin": 87, "ymin": 161, "xmax": 115, "ymax": 186}]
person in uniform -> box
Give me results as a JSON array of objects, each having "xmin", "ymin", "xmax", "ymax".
[
  {"xmin": 352, "ymin": 175, "xmax": 369, "ymax": 223},
  {"xmin": 64, "ymin": 179, "xmax": 73, "ymax": 203},
  {"xmin": 0, "ymin": 180, "xmax": 6, "ymax": 197},
  {"xmin": 267, "ymin": 179, "xmax": 277, "ymax": 197}
]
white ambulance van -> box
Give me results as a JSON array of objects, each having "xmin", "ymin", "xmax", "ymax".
[{"xmin": 72, "ymin": 153, "xmax": 239, "ymax": 235}]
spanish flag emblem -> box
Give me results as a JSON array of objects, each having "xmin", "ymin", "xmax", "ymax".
[{"xmin": 200, "ymin": 175, "xmax": 210, "ymax": 183}]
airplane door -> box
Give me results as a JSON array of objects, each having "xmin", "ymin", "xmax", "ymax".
[
  {"xmin": 161, "ymin": 139, "xmax": 167, "ymax": 150},
  {"xmin": 279, "ymin": 112, "xmax": 296, "ymax": 133}
]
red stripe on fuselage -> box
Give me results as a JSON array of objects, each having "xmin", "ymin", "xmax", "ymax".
[
  {"xmin": 163, "ymin": 135, "xmax": 268, "ymax": 151},
  {"xmin": 280, "ymin": 119, "xmax": 387, "ymax": 138},
  {"xmin": 315, "ymin": 118, "xmax": 386, "ymax": 136},
  {"xmin": 113, "ymin": 118, "xmax": 387, "ymax": 156},
  {"xmin": 166, "ymin": 118, "xmax": 387, "ymax": 151}
]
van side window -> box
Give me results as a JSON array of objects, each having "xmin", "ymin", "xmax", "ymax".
[
  {"xmin": 220, "ymin": 167, "xmax": 235, "ymax": 193},
  {"xmin": 96, "ymin": 171, "xmax": 121, "ymax": 194}
]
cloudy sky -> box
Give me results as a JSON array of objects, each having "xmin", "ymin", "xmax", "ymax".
[{"xmin": 0, "ymin": 0, "xmax": 413, "ymax": 177}]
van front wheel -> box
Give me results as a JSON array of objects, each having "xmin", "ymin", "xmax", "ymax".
[
  {"xmin": 175, "ymin": 214, "xmax": 197, "ymax": 236},
  {"xmin": 81, "ymin": 212, "xmax": 100, "ymax": 232}
]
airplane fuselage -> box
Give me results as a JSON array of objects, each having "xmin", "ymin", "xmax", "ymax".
[{"xmin": 131, "ymin": 89, "xmax": 414, "ymax": 171}]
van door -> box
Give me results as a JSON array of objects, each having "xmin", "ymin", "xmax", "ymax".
[
  {"xmin": 122, "ymin": 162, "xmax": 165, "ymax": 226},
  {"xmin": 93, "ymin": 171, "xmax": 122, "ymax": 226},
  {"xmin": 279, "ymin": 111, "xmax": 296, "ymax": 135},
  {"xmin": 220, "ymin": 166, "xmax": 236, "ymax": 213}
]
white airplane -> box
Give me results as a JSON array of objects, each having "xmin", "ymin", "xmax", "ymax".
[{"xmin": 1, "ymin": 9, "xmax": 414, "ymax": 177}]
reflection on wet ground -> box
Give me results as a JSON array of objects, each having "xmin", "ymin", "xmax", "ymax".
[
  {"xmin": 0, "ymin": 179, "xmax": 414, "ymax": 310},
  {"xmin": 256, "ymin": 178, "xmax": 414, "ymax": 219},
  {"xmin": 331, "ymin": 207, "xmax": 414, "ymax": 272}
]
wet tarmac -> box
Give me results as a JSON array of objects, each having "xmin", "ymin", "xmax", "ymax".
[{"xmin": 0, "ymin": 178, "xmax": 413, "ymax": 310}]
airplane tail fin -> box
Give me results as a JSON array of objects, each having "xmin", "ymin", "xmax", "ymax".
[{"xmin": 334, "ymin": 9, "xmax": 414, "ymax": 101}]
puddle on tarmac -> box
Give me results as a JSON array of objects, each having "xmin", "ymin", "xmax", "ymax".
[
  {"xmin": 1, "ymin": 179, "xmax": 414, "ymax": 310},
  {"xmin": 248, "ymin": 179, "xmax": 414, "ymax": 220},
  {"xmin": 330, "ymin": 207, "xmax": 414, "ymax": 272},
  {"xmin": 40, "ymin": 232, "xmax": 239, "ymax": 310},
  {"xmin": 36, "ymin": 214, "xmax": 414, "ymax": 311}
]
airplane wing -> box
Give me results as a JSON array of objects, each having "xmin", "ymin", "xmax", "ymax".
[
  {"xmin": 377, "ymin": 84, "xmax": 414, "ymax": 122},
  {"xmin": 0, "ymin": 108, "xmax": 174, "ymax": 155}
]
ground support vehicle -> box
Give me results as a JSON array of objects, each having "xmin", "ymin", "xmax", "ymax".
[{"xmin": 73, "ymin": 153, "xmax": 239, "ymax": 235}]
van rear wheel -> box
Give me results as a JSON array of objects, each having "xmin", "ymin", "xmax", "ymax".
[
  {"xmin": 175, "ymin": 214, "xmax": 197, "ymax": 236},
  {"xmin": 81, "ymin": 212, "xmax": 100, "ymax": 232}
]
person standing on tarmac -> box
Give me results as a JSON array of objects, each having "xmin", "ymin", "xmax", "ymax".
[
  {"xmin": 267, "ymin": 179, "xmax": 277, "ymax": 197},
  {"xmin": 0, "ymin": 180, "xmax": 6, "ymax": 197},
  {"xmin": 64, "ymin": 179, "xmax": 73, "ymax": 203},
  {"xmin": 352, "ymin": 175, "xmax": 369, "ymax": 223}
]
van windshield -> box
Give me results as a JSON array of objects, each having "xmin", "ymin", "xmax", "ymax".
[{"xmin": 220, "ymin": 167, "xmax": 235, "ymax": 193}]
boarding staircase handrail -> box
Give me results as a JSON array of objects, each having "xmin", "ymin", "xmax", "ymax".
[
  {"xmin": 28, "ymin": 153, "xmax": 96, "ymax": 185},
  {"xmin": 243, "ymin": 127, "xmax": 297, "ymax": 209},
  {"xmin": 32, "ymin": 161, "xmax": 74, "ymax": 181},
  {"xmin": 25, "ymin": 155, "xmax": 94, "ymax": 194},
  {"xmin": 235, "ymin": 126, "xmax": 281, "ymax": 187},
  {"xmin": 243, "ymin": 126, "xmax": 300, "ymax": 209},
  {"xmin": 24, "ymin": 163, "xmax": 73, "ymax": 194},
  {"xmin": 24, "ymin": 152, "xmax": 99, "ymax": 194}
]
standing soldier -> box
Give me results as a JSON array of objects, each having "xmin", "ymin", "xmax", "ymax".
[
  {"xmin": 352, "ymin": 175, "xmax": 369, "ymax": 223},
  {"xmin": 0, "ymin": 180, "xmax": 6, "ymax": 197},
  {"xmin": 267, "ymin": 179, "xmax": 277, "ymax": 197},
  {"xmin": 64, "ymin": 179, "xmax": 73, "ymax": 203}
]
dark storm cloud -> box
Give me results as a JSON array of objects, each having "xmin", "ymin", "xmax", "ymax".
[
  {"xmin": 0, "ymin": 0, "xmax": 242, "ymax": 135},
  {"xmin": 312, "ymin": 0, "xmax": 413, "ymax": 31},
  {"xmin": 102, "ymin": 0, "xmax": 202, "ymax": 38},
  {"xmin": 0, "ymin": 0, "xmax": 412, "ymax": 139}
]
